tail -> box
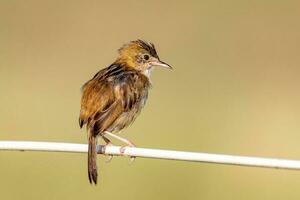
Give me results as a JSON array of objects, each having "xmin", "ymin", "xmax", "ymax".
[{"xmin": 88, "ymin": 136, "xmax": 98, "ymax": 184}]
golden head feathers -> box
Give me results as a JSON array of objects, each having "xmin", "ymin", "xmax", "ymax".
[
  {"xmin": 116, "ymin": 40, "xmax": 172, "ymax": 71},
  {"xmin": 118, "ymin": 40, "xmax": 159, "ymax": 59}
]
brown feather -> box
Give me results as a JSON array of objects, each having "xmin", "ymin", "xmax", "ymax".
[{"xmin": 88, "ymin": 135, "xmax": 97, "ymax": 184}]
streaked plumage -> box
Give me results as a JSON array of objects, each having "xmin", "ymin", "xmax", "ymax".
[{"xmin": 79, "ymin": 40, "xmax": 171, "ymax": 184}]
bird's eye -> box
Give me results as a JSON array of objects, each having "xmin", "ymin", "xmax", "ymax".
[{"xmin": 143, "ymin": 54, "xmax": 150, "ymax": 60}]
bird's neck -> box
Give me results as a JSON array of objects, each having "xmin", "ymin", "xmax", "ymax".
[
  {"xmin": 115, "ymin": 57, "xmax": 135, "ymax": 68},
  {"xmin": 142, "ymin": 67, "xmax": 153, "ymax": 78},
  {"xmin": 114, "ymin": 59, "xmax": 153, "ymax": 78}
]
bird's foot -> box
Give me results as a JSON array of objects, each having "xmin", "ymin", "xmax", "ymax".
[
  {"xmin": 120, "ymin": 141, "xmax": 136, "ymax": 153},
  {"xmin": 103, "ymin": 131, "xmax": 137, "ymax": 163},
  {"xmin": 119, "ymin": 142, "xmax": 136, "ymax": 164}
]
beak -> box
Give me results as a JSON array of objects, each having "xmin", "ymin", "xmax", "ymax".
[{"xmin": 150, "ymin": 59, "xmax": 173, "ymax": 70}]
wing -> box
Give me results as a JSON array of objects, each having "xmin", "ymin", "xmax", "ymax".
[
  {"xmin": 79, "ymin": 78, "xmax": 118, "ymax": 134},
  {"xmin": 79, "ymin": 64, "xmax": 150, "ymax": 136}
]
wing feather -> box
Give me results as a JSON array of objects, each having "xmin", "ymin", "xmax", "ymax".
[{"xmin": 79, "ymin": 64, "xmax": 150, "ymax": 136}]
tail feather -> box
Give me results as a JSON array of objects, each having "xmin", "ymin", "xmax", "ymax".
[{"xmin": 88, "ymin": 136, "xmax": 98, "ymax": 184}]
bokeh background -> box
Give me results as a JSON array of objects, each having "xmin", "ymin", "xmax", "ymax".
[{"xmin": 1, "ymin": 0, "xmax": 300, "ymax": 199}]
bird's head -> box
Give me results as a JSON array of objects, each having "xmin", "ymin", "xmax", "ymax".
[{"xmin": 116, "ymin": 40, "xmax": 172, "ymax": 76}]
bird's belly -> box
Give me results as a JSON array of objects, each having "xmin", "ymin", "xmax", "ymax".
[{"xmin": 108, "ymin": 96, "xmax": 147, "ymax": 133}]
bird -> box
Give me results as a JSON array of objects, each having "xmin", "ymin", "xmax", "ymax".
[{"xmin": 79, "ymin": 40, "xmax": 172, "ymax": 184}]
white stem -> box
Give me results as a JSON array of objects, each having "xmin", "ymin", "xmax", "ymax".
[{"xmin": 1, "ymin": 141, "xmax": 300, "ymax": 170}]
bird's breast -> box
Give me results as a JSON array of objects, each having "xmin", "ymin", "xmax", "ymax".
[{"xmin": 109, "ymin": 77, "xmax": 150, "ymax": 133}]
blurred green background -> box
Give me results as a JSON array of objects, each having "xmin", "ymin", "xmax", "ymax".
[{"xmin": 1, "ymin": 0, "xmax": 300, "ymax": 199}]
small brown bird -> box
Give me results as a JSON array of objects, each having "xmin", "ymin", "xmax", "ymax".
[{"xmin": 79, "ymin": 40, "xmax": 172, "ymax": 184}]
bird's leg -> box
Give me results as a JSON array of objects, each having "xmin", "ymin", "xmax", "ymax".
[
  {"xmin": 102, "ymin": 135, "xmax": 114, "ymax": 163},
  {"xmin": 104, "ymin": 131, "xmax": 136, "ymax": 147},
  {"xmin": 103, "ymin": 135, "xmax": 113, "ymax": 146},
  {"xmin": 104, "ymin": 131, "xmax": 136, "ymax": 163}
]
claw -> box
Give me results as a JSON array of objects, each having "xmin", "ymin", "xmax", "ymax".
[
  {"xmin": 119, "ymin": 144, "xmax": 136, "ymax": 164},
  {"xmin": 120, "ymin": 146, "xmax": 126, "ymax": 154},
  {"xmin": 129, "ymin": 156, "xmax": 136, "ymax": 164},
  {"xmin": 105, "ymin": 155, "xmax": 113, "ymax": 163},
  {"xmin": 120, "ymin": 143, "xmax": 136, "ymax": 154}
]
